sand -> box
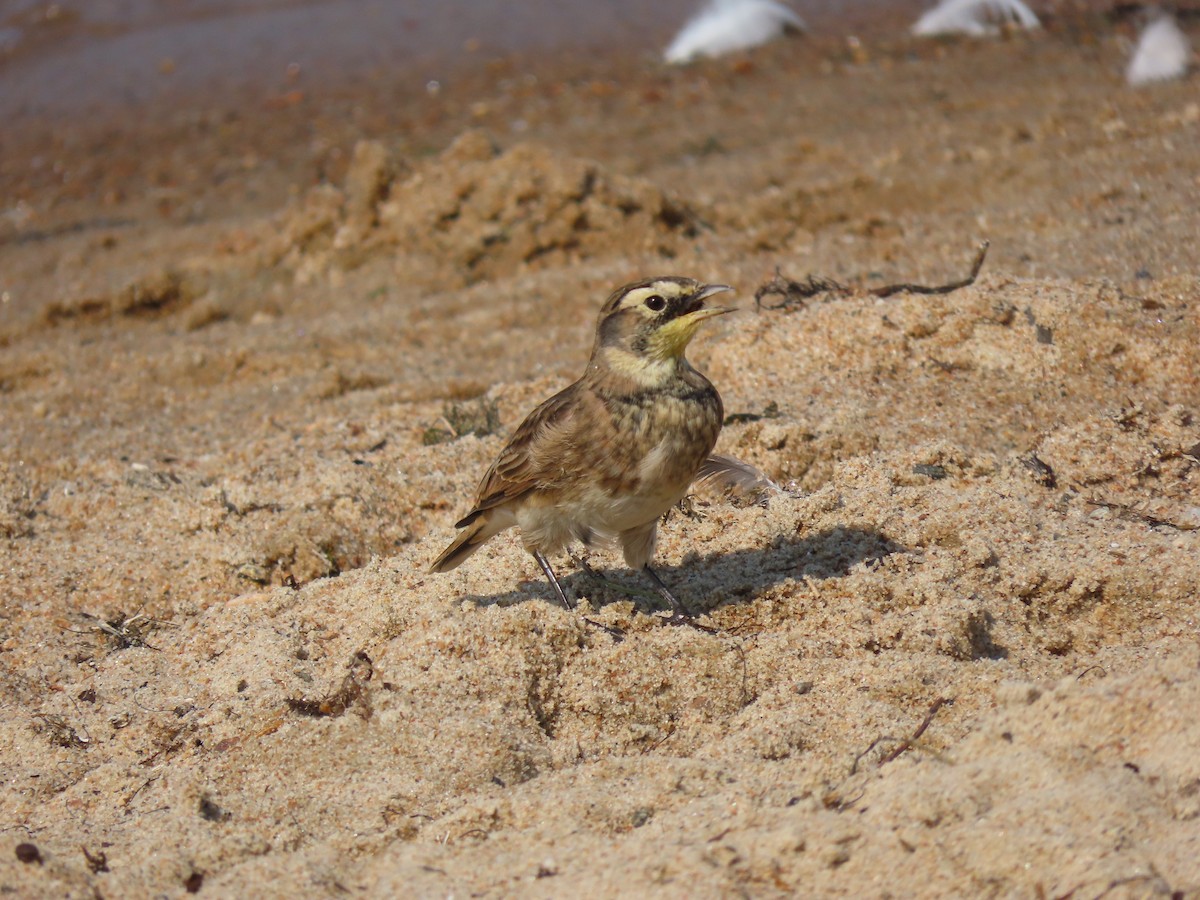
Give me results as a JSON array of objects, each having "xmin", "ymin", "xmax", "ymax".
[{"xmin": 2, "ymin": 10, "xmax": 1200, "ymax": 898}]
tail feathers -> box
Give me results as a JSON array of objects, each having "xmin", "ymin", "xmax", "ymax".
[{"xmin": 429, "ymin": 513, "xmax": 506, "ymax": 573}]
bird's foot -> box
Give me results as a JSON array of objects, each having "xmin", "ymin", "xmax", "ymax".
[
  {"xmin": 582, "ymin": 618, "xmax": 626, "ymax": 642},
  {"xmin": 656, "ymin": 611, "xmax": 719, "ymax": 634}
]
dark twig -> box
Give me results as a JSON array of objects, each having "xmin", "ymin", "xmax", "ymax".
[
  {"xmin": 852, "ymin": 697, "xmax": 952, "ymax": 771},
  {"xmin": 1083, "ymin": 497, "xmax": 1198, "ymax": 532},
  {"xmin": 756, "ymin": 241, "xmax": 990, "ymax": 311},
  {"xmin": 455, "ymin": 828, "xmax": 490, "ymax": 842},
  {"xmin": 850, "ymin": 736, "xmax": 892, "ymax": 775},
  {"xmin": 640, "ymin": 717, "xmax": 678, "ymax": 754},
  {"xmin": 723, "ymin": 401, "xmax": 781, "ymax": 426},
  {"xmin": 869, "ymin": 241, "xmax": 989, "ymax": 298},
  {"xmin": 879, "ymin": 697, "xmax": 952, "ymax": 765},
  {"xmin": 285, "ymin": 651, "xmax": 374, "ymax": 718}
]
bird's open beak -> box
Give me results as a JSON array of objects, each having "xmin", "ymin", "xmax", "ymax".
[{"xmin": 685, "ymin": 283, "xmax": 735, "ymax": 321}]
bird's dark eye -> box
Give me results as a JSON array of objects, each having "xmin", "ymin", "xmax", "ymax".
[{"xmin": 644, "ymin": 295, "xmax": 666, "ymax": 312}]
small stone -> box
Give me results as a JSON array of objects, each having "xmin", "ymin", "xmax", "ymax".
[{"xmin": 15, "ymin": 843, "xmax": 42, "ymax": 865}]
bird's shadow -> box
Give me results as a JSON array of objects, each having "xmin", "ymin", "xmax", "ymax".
[{"xmin": 463, "ymin": 526, "xmax": 905, "ymax": 616}]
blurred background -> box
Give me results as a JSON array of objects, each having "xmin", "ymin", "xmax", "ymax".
[{"xmin": 0, "ymin": 0, "xmax": 932, "ymax": 120}]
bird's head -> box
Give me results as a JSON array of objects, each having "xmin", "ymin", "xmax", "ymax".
[{"xmin": 591, "ymin": 276, "xmax": 733, "ymax": 383}]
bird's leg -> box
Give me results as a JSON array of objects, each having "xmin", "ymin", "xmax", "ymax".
[
  {"xmin": 641, "ymin": 565, "xmax": 716, "ymax": 632},
  {"xmin": 641, "ymin": 565, "xmax": 688, "ymax": 615},
  {"xmin": 532, "ymin": 550, "xmax": 575, "ymax": 610},
  {"xmin": 558, "ymin": 553, "xmax": 625, "ymax": 641},
  {"xmin": 571, "ymin": 551, "xmax": 602, "ymax": 581}
]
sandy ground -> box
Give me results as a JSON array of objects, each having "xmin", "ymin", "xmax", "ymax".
[{"xmin": 3, "ymin": 9, "xmax": 1200, "ymax": 898}]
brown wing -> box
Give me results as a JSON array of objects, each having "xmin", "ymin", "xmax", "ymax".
[{"xmin": 454, "ymin": 381, "xmax": 584, "ymax": 528}]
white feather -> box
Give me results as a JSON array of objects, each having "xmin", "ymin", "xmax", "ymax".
[
  {"xmin": 912, "ymin": 0, "xmax": 1040, "ymax": 37},
  {"xmin": 1126, "ymin": 14, "xmax": 1191, "ymax": 86},
  {"xmin": 693, "ymin": 454, "xmax": 781, "ymax": 502},
  {"xmin": 664, "ymin": 0, "xmax": 805, "ymax": 64}
]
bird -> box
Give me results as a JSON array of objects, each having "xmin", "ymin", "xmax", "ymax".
[
  {"xmin": 430, "ymin": 276, "xmax": 734, "ymax": 622},
  {"xmin": 1126, "ymin": 12, "xmax": 1190, "ymax": 87},
  {"xmin": 911, "ymin": 0, "xmax": 1039, "ymax": 38},
  {"xmin": 664, "ymin": 0, "xmax": 805, "ymax": 65}
]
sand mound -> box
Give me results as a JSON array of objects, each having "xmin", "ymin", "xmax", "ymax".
[{"xmin": 274, "ymin": 131, "xmax": 705, "ymax": 286}]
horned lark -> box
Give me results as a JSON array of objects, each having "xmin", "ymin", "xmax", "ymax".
[{"xmin": 430, "ymin": 276, "xmax": 733, "ymax": 621}]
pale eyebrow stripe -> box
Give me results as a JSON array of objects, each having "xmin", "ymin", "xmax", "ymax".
[{"xmin": 621, "ymin": 283, "xmax": 683, "ymax": 308}]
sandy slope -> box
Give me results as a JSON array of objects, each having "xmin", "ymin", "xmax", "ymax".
[{"xmin": 2, "ymin": 15, "xmax": 1199, "ymax": 898}]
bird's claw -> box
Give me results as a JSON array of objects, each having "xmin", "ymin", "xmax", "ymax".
[
  {"xmin": 583, "ymin": 617, "xmax": 626, "ymax": 642},
  {"xmin": 657, "ymin": 611, "xmax": 718, "ymax": 634}
]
